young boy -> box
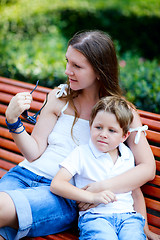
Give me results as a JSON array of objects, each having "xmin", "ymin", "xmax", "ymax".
[{"xmin": 50, "ymin": 96, "xmax": 146, "ymax": 240}]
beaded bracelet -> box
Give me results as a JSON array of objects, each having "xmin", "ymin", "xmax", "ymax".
[{"xmin": 5, "ymin": 117, "xmax": 25, "ymax": 134}]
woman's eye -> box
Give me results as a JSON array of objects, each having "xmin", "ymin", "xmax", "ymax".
[{"xmin": 74, "ymin": 64, "xmax": 81, "ymax": 68}]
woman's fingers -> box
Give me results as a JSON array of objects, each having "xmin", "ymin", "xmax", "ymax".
[{"xmin": 6, "ymin": 92, "xmax": 32, "ymax": 122}]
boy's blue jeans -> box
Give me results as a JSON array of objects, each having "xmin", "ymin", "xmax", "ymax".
[
  {"xmin": 78, "ymin": 212, "xmax": 146, "ymax": 240},
  {"xmin": 0, "ymin": 165, "xmax": 78, "ymax": 240}
]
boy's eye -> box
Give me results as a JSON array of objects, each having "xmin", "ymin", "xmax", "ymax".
[
  {"xmin": 96, "ymin": 126, "xmax": 102, "ymax": 130},
  {"xmin": 109, "ymin": 129, "xmax": 115, "ymax": 133}
]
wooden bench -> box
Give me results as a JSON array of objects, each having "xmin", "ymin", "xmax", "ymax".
[{"xmin": 0, "ymin": 76, "xmax": 160, "ymax": 239}]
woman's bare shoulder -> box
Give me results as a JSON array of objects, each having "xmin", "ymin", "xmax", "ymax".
[
  {"xmin": 46, "ymin": 88, "xmax": 67, "ymax": 116},
  {"xmin": 130, "ymin": 107, "xmax": 142, "ymax": 128}
]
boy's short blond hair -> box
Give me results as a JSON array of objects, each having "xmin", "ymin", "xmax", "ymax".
[{"xmin": 90, "ymin": 96, "xmax": 134, "ymax": 135}]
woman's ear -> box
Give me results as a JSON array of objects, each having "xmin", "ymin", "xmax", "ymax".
[{"xmin": 121, "ymin": 131, "xmax": 131, "ymax": 143}]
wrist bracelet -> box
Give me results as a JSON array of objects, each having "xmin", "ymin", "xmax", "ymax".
[{"xmin": 5, "ymin": 117, "xmax": 25, "ymax": 134}]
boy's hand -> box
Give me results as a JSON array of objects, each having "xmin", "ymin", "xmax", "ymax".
[
  {"xmin": 78, "ymin": 190, "xmax": 116, "ymax": 211},
  {"xmin": 92, "ymin": 190, "xmax": 117, "ymax": 205}
]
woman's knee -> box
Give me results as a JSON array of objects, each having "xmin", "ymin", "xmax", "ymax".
[{"xmin": 0, "ymin": 192, "xmax": 18, "ymax": 229}]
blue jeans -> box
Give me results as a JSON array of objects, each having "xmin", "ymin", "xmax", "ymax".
[
  {"xmin": 78, "ymin": 212, "xmax": 146, "ymax": 240},
  {"xmin": 0, "ymin": 166, "xmax": 78, "ymax": 240}
]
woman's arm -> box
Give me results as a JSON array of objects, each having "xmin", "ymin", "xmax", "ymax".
[
  {"xmin": 83, "ymin": 109, "xmax": 155, "ymax": 194},
  {"xmin": 5, "ymin": 89, "xmax": 64, "ymax": 161},
  {"xmin": 132, "ymin": 188, "xmax": 160, "ymax": 240},
  {"xmin": 51, "ymin": 167, "xmax": 116, "ymax": 205},
  {"xmin": 126, "ymin": 109, "xmax": 156, "ymax": 184}
]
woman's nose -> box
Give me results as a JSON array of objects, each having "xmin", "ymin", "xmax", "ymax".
[{"xmin": 65, "ymin": 64, "xmax": 74, "ymax": 76}]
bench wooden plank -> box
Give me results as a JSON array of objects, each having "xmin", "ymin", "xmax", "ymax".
[
  {"xmin": 145, "ymin": 198, "xmax": 160, "ymax": 212},
  {"xmin": 147, "ymin": 214, "xmax": 160, "ymax": 229},
  {"xmin": 0, "ymin": 76, "xmax": 160, "ymax": 238},
  {"xmin": 138, "ymin": 109, "xmax": 160, "ymax": 121}
]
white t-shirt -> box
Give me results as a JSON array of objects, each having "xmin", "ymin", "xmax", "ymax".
[{"xmin": 61, "ymin": 139, "xmax": 135, "ymax": 215}]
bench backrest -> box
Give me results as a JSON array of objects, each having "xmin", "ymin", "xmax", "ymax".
[{"xmin": 0, "ymin": 76, "xmax": 160, "ymax": 234}]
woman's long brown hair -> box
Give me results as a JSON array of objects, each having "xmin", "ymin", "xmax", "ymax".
[{"xmin": 61, "ymin": 30, "xmax": 122, "ymax": 142}]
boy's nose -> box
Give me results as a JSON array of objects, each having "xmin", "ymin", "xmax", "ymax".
[{"xmin": 100, "ymin": 131, "xmax": 108, "ymax": 138}]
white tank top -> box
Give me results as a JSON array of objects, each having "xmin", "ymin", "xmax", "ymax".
[{"xmin": 19, "ymin": 85, "xmax": 90, "ymax": 180}]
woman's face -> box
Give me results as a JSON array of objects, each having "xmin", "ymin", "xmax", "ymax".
[{"xmin": 65, "ymin": 46, "xmax": 99, "ymax": 92}]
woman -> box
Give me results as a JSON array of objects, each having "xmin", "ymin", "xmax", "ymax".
[{"xmin": 1, "ymin": 30, "xmax": 157, "ymax": 239}]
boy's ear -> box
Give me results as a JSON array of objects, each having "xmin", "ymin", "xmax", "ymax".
[{"xmin": 121, "ymin": 131, "xmax": 130, "ymax": 143}]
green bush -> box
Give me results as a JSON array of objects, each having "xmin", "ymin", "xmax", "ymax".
[
  {"xmin": 0, "ymin": 27, "xmax": 67, "ymax": 87},
  {"xmin": 0, "ymin": 0, "xmax": 160, "ymax": 113},
  {"xmin": 119, "ymin": 53, "xmax": 160, "ymax": 113},
  {"xmin": 0, "ymin": 0, "xmax": 160, "ymax": 59}
]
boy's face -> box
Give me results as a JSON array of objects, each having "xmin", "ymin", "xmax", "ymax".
[{"xmin": 90, "ymin": 110, "xmax": 129, "ymax": 153}]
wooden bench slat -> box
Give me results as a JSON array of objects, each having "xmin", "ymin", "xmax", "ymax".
[
  {"xmin": 0, "ymin": 148, "xmax": 23, "ymax": 164},
  {"xmin": 146, "ymin": 130, "xmax": 160, "ymax": 143},
  {"xmin": 156, "ymin": 160, "xmax": 160, "ymax": 171},
  {"xmin": 138, "ymin": 109, "xmax": 160, "ymax": 122},
  {"xmin": 148, "ymin": 225, "xmax": 160, "ymax": 235},
  {"xmin": 150, "ymin": 146, "xmax": 160, "ymax": 158},
  {"xmin": 25, "ymin": 237, "xmax": 49, "ymax": 240},
  {"xmin": 0, "ymin": 126, "xmax": 13, "ymax": 140},
  {"xmin": 0, "ymin": 76, "xmax": 159, "ymax": 238},
  {"xmin": 145, "ymin": 197, "xmax": 160, "ymax": 212},
  {"xmin": 147, "ymin": 213, "xmax": 160, "ymax": 228},
  {"xmin": 141, "ymin": 185, "xmax": 160, "ymax": 199},
  {"xmin": 46, "ymin": 233, "xmax": 78, "ymax": 240},
  {"xmin": 0, "ymin": 82, "xmax": 48, "ymax": 102},
  {"xmin": 0, "ymin": 137, "xmax": 21, "ymax": 153},
  {"xmin": 0, "ymin": 104, "xmax": 7, "ymax": 115},
  {"xmin": 0, "ymin": 159, "xmax": 16, "ymax": 171},
  {"xmin": 141, "ymin": 118, "xmax": 160, "ymax": 132},
  {"xmin": 0, "ymin": 169, "xmax": 7, "ymax": 178},
  {"xmin": 0, "ymin": 76, "xmax": 51, "ymax": 93},
  {"xmin": 150, "ymin": 175, "xmax": 160, "ymax": 186}
]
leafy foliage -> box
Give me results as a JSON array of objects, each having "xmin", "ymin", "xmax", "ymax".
[
  {"xmin": 0, "ymin": 0, "xmax": 160, "ymax": 113},
  {"xmin": 119, "ymin": 53, "xmax": 160, "ymax": 113}
]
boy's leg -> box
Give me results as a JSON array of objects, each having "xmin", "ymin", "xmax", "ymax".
[
  {"xmin": 118, "ymin": 212, "xmax": 146, "ymax": 240},
  {"xmin": 78, "ymin": 213, "xmax": 118, "ymax": 240}
]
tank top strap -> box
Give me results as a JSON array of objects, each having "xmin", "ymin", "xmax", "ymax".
[
  {"xmin": 55, "ymin": 84, "xmax": 68, "ymax": 98},
  {"xmin": 55, "ymin": 84, "xmax": 69, "ymax": 114},
  {"xmin": 61, "ymin": 101, "xmax": 69, "ymax": 113}
]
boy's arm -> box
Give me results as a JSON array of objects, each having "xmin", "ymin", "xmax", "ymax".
[
  {"xmin": 50, "ymin": 167, "xmax": 116, "ymax": 205},
  {"xmin": 132, "ymin": 188, "xmax": 160, "ymax": 240}
]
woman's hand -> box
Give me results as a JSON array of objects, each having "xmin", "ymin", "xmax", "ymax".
[
  {"xmin": 5, "ymin": 92, "xmax": 32, "ymax": 123},
  {"xmin": 77, "ymin": 202, "xmax": 98, "ymax": 211}
]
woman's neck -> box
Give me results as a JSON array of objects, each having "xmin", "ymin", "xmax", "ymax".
[{"xmin": 75, "ymin": 90, "xmax": 99, "ymax": 120}]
